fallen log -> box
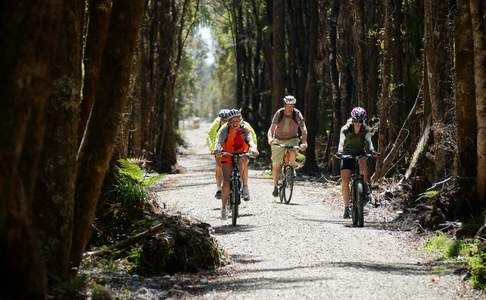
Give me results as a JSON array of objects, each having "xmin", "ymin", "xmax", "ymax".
[{"xmin": 85, "ymin": 222, "xmax": 165, "ymax": 257}]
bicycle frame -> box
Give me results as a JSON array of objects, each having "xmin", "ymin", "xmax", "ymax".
[
  {"xmin": 340, "ymin": 153, "xmax": 373, "ymax": 227},
  {"xmin": 220, "ymin": 151, "xmax": 250, "ymax": 225},
  {"xmin": 274, "ymin": 143, "xmax": 300, "ymax": 204}
]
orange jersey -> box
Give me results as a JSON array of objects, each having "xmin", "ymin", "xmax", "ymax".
[{"xmin": 221, "ymin": 126, "xmax": 250, "ymax": 163}]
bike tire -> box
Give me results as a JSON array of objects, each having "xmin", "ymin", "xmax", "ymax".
[
  {"xmin": 279, "ymin": 166, "xmax": 285, "ymax": 203},
  {"xmin": 283, "ymin": 166, "xmax": 294, "ymax": 204},
  {"xmin": 356, "ymin": 181, "xmax": 365, "ymax": 227},
  {"xmin": 351, "ymin": 182, "xmax": 358, "ymax": 226},
  {"xmin": 231, "ymin": 179, "xmax": 239, "ymax": 226}
]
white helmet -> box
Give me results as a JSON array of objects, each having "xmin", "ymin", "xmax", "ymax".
[
  {"xmin": 227, "ymin": 108, "xmax": 241, "ymax": 120},
  {"xmin": 283, "ymin": 95, "xmax": 297, "ymax": 105}
]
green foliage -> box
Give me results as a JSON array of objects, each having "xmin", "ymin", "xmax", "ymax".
[
  {"xmin": 416, "ymin": 190, "xmax": 440, "ymax": 202},
  {"xmin": 113, "ymin": 159, "xmax": 163, "ymax": 207},
  {"xmin": 424, "ymin": 231, "xmax": 486, "ymax": 291}
]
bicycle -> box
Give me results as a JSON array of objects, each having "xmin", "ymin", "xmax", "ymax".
[
  {"xmin": 338, "ymin": 152, "xmax": 374, "ymax": 227},
  {"xmin": 273, "ymin": 143, "xmax": 301, "ymax": 204},
  {"xmin": 220, "ymin": 151, "xmax": 252, "ymax": 226}
]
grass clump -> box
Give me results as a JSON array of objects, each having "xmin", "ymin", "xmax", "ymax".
[{"xmin": 424, "ymin": 231, "xmax": 486, "ymax": 291}]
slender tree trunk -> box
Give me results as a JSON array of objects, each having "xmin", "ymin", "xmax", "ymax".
[
  {"xmin": 470, "ymin": 0, "xmax": 486, "ymax": 203},
  {"xmin": 0, "ymin": 1, "xmax": 62, "ymax": 298},
  {"xmin": 353, "ymin": 0, "xmax": 367, "ymax": 107},
  {"xmin": 79, "ymin": 0, "xmax": 113, "ymax": 144},
  {"xmin": 388, "ymin": 0, "xmax": 403, "ymax": 141},
  {"xmin": 374, "ymin": 0, "xmax": 392, "ymax": 181},
  {"xmin": 70, "ymin": 0, "xmax": 144, "ymax": 268},
  {"xmin": 424, "ymin": 0, "xmax": 452, "ymax": 178},
  {"xmin": 272, "ymin": 0, "xmax": 285, "ymax": 113},
  {"xmin": 34, "ymin": 0, "xmax": 84, "ymax": 280},
  {"xmin": 329, "ymin": 0, "xmax": 341, "ymax": 157},
  {"xmin": 455, "ymin": 0, "xmax": 477, "ymax": 181},
  {"xmin": 303, "ymin": 0, "xmax": 320, "ymax": 173}
]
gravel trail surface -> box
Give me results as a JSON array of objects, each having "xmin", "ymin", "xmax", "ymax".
[{"xmin": 155, "ymin": 121, "xmax": 483, "ymax": 300}]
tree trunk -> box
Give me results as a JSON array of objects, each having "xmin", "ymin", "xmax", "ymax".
[
  {"xmin": 272, "ymin": 0, "xmax": 285, "ymax": 113},
  {"xmin": 469, "ymin": 0, "xmax": 486, "ymax": 203},
  {"xmin": 34, "ymin": 0, "xmax": 84, "ymax": 280},
  {"xmin": 455, "ymin": 0, "xmax": 477, "ymax": 182},
  {"xmin": 424, "ymin": 0, "xmax": 452, "ymax": 179},
  {"xmin": 70, "ymin": 0, "xmax": 144, "ymax": 269},
  {"xmin": 329, "ymin": 0, "xmax": 341, "ymax": 159},
  {"xmin": 353, "ymin": 0, "xmax": 367, "ymax": 107},
  {"xmin": 374, "ymin": 0, "xmax": 392, "ymax": 181},
  {"xmin": 303, "ymin": 0, "xmax": 320, "ymax": 173},
  {"xmin": 0, "ymin": 1, "xmax": 62, "ymax": 298},
  {"xmin": 79, "ymin": 0, "xmax": 113, "ymax": 144}
]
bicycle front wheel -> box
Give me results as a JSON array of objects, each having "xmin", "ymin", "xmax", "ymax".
[
  {"xmin": 353, "ymin": 181, "xmax": 365, "ymax": 227},
  {"xmin": 231, "ymin": 179, "xmax": 239, "ymax": 226},
  {"xmin": 282, "ymin": 166, "xmax": 294, "ymax": 204}
]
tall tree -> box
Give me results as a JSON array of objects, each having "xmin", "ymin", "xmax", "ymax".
[
  {"xmin": 272, "ymin": 0, "xmax": 285, "ymax": 113},
  {"xmin": 424, "ymin": 0, "xmax": 453, "ymax": 178},
  {"xmin": 70, "ymin": 0, "xmax": 144, "ymax": 268},
  {"xmin": 469, "ymin": 0, "xmax": 486, "ymax": 203},
  {"xmin": 34, "ymin": 0, "xmax": 85, "ymax": 280},
  {"xmin": 0, "ymin": 1, "xmax": 62, "ymax": 298},
  {"xmin": 454, "ymin": 0, "xmax": 477, "ymax": 187}
]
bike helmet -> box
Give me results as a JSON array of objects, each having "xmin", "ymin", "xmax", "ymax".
[
  {"xmin": 226, "ymin": 108, "xmax": 241, "ymax": 120},
  {"xmin": 218, "ymin": 109, "xmax": 229, "ymax": 119},
  {"xmin": 351, "ymin": 107, "xmax": 367, "ymax": 122},
  {"xmin": 283, "ymin": 95, "xmax": 297, "ymax": 105}
]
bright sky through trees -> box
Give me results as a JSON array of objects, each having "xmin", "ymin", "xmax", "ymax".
[{"xmin": 197, "ymin": 25, "xmax": 215, "ymax": 65}]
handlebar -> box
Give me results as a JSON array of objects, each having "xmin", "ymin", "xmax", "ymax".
[
  {"xmin": 337, "ymin": 152, "xmax": 376, "ymax": 160},
  {"xmin": 219, "ymin": 151, "xmax": 257, "ymax": 158}
]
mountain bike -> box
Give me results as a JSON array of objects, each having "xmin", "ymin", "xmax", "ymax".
[
  {"xmin": 220, "ymin": 151, "xmax": 252, "ymax": 226},
  {"xmin": 339, "ymin": 153, "xmax": 374, "ymax": 227},
  {"xmin": 273, "ymin": 143, "xmax": 300, "ymax": 204}
]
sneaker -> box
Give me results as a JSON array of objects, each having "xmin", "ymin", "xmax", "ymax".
[
  {"xmin": 272, "ymin": 186, "xmax": 279, "ymax": 197},
  {"xmin": 215, "ymin": 189, "xmax": 222, "ymax": 199},
  {"xmin": 242, "ymin": 186, "xmax": 250, "ymax": 201},
  {"xmin": 221, "ymin": 208, "xmax": 228, "ymax": 220},
  {"xmin": 343, "ymin": 207, "xmax": 350, "ymax": 219}
]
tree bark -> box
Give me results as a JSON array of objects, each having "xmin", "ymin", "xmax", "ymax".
[
  {"xmin": 469, "ymin": 0, "xmax": 486, "ymax": 203},
  {"xmin": 70, "ymin": 0, "xmax": 144, "ymax": 269},
  {"xmin": 329, "ymin": 0, "xmax": 341, "ymax": 157},
  {"xmin": 374, "ymin": 0, "xmax": 392, "ymax": 181},
  {"xmin": 0, "ymin": 1, "xmax": 62, "ymax": 298},
  {"xmin": 34, "ymin": 0, "xmax": 84, "ymax": 280},
  {"xmin": 79, "ymin": 0, "xmax": 113, "ymax": 145},
  {"xmin": 353, "ymin": 0, "xmax": 367, "ymax": 107},
  {"xmin": 303, "ymin": 0, "xmax": 320, "ymax": 173},
  {"xmin": 424, "ymin": 0, "xmax": 452, "ymax": 178},
  {"xmin": 455, "ymin": 0, "xmax": 477, "ymax": 181},
  {"xmin": 272, "ymin": 0, "xmax": 285, "ymax": 113}
]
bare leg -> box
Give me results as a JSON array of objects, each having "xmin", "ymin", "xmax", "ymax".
[
  {"xmin": 341, "ymin": 169, "xmax": 351, "ymax": 208},
  {"xmin": 272, "ymin": 162, "xmax": 281, "ymax": 187},
  {"xmin": 221, "ymin": 164, "xmax": 232, "ymax": 208},
  {"xmin": 359, "ymin": 159, "xmax": 369, "ymax": 183},
  {"xmin": 215, "ymin": 157, "xmax": 222, "ymax": 188},
  {"xmin": 239, "ymin": 157, "xmax": 249, "ymax": 186}
]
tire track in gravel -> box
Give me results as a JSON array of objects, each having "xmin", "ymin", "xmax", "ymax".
[{"xmin": 156, "ymin": 121, "xmax": 483, "ymax": 300}]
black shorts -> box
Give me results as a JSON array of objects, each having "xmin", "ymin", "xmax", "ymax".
[{"xmin": 340, "ymin": 151, "xmax": 365, "ymax": 172}]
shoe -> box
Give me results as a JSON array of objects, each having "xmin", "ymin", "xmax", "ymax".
[
  {"xmin": 215, "ymin": 189, "xmax": 221, "ymax": 199},
  {"xmin": 242, "ymin": 186, "xmax": 250, "ymax": 201},
  {"xmin": 221, "ymin": 208, "xmax": 228, "ymax": 220},
  {"xmin": 272, "ymin": 186, "xmax": 279, "ymax": 197},
  {"xmin": 343, "ymin": 207, "xmax": 350, "ymax": 219}
]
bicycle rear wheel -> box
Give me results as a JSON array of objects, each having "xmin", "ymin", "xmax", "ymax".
[{"xmin": 282, "ymin": 166, "xmax": 294, "ymax": 204}]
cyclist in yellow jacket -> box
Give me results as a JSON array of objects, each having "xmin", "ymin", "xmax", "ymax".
[{"xmin": 206, "ymin": 109, "xmax": 230, "ymax": 199}]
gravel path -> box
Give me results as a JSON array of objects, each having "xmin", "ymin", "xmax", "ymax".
[{"xmin": 155, "ymin": 121, "xmax": 483, "ymax": 300}]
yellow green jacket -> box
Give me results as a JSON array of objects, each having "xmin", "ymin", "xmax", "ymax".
[{"xmin": 207, "ymin": 118, "xmax": 258, "ymax": 151}]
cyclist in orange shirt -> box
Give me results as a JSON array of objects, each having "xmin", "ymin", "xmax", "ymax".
[{"xmin": 215, "ymin": 109, "xmax": 259, "ymax": 219}]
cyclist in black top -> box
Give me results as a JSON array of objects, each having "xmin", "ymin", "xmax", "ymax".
[{"xmin": 337, "ymin": 107, "xmax": 377, "ymax": 219}]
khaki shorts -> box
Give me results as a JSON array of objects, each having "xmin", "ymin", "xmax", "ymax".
[{"xmin": 271, "ymin": 138, "xmax": 300, "ymax": 165}]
